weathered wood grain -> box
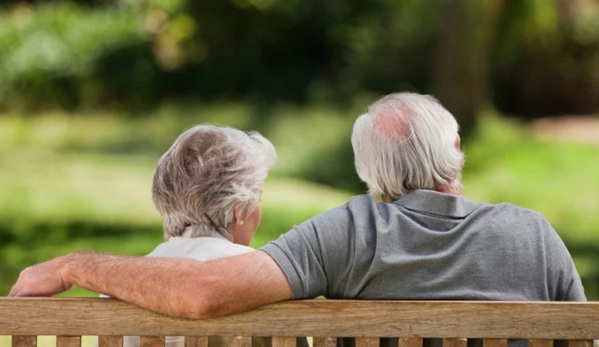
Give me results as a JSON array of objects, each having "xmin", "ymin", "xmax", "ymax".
[
  {"xmin": 184, "ymin": 336, "xmax": 208, "ymax": 347},
  {"xmin": 399, "ymin": 337, "xmax": 422, "ymax": 347},
  {"xmin": 482, "ymin": 339, "xmax": 507, "ymax": 347},
  {"xmin": 272, "ymin": 337, "xmax": 296, "ymax": 347},
  {"xmin": 0, "ymin": 298, "xmax": 598, "ymax": 339},
  {"xmin": 443, "ymin": 338, "xmax": 466, "ymax": 347},
  {"xmin": 313, "ymin": 337, "xmax": 336, "ymax": 347},
  {"xmin": 140, "ymin": 336, "xmax": 164, "ymax": 347},
  {"xmin": 569, "ymin": 340, "xmax": 594, "ymax": 347},
  {"xmin": 56, "ymin": 336, "xmax": 81, "ymax": 347},
  {"xmin": 227, "ymin": 337, "xmax": 251, "ymax": 347},
  {"xmin": 98, "ymin": 336, "xmax": 123, "ymax": 347},
  {"xmin": 529, "ymin": 340, "xmax": 552, "ymax": 347},
  {"xmin": 11, "ymin": 336, "xmax": 36, "ymax": 347},
  {"xmin": 357, "ymin": 338, "xmax": 379, "ymax": 347}
]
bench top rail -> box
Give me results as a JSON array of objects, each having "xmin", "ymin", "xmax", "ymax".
[{"xmin": 0, "ymin": 298, "xmax": 598, "ymax": 339}]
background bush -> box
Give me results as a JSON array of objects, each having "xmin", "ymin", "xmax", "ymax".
[
  {"xmin": 0, "ymin": 110, "xmax": 597, "ymax": 299},
  {"xmin": 1, "ymin": 0, "xmax": 599, "ymax": 125}
]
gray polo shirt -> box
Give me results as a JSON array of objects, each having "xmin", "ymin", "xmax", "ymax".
[{"xmin": 261, "ymin": 190, "xmax": 585, "ymax": 301}]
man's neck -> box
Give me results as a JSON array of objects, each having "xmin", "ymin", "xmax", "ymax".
[{"xmin": 434, "ymin": 183, "xmax": 461, "ymax": 195}]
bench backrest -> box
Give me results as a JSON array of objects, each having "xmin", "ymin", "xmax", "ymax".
[{"xmin": 1, "ymin": 298, "xmax": 597, "ymax": 347}]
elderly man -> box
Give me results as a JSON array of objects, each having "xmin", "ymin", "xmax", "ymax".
[{"xmin": 9, "ymin": 93, "xmax": 585, "ymax": 319}]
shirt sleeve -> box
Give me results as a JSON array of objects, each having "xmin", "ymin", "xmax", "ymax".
[
  {"xmin": 541, "ymin": 216, "xmax": 587, "ymax": 301},
  {"xmin": 260, "ymin": 204, "xmax": 356, "ymax": 299}
]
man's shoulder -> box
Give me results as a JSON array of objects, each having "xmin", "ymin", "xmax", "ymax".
[
  {"xmin": 470, "ymin": 200, "xmax": 557, "ymax": 243},
  {"xmin": 320, "ymin": 194, "xmax": 375, "ymax": 208},
  {"xmin": 346, "ymin": 194, "xmax": 378, "ymax": 209},
  {"xmin": 478, "ymin": 200, "xmax": 547, "ymax": 223},
  {"xmin": 312, "ymin": 194, "xmax": 376, "ymax": 219},
  {"xmin": 291, "ymin": 195, "xmax": 375, "ymax": 233}
]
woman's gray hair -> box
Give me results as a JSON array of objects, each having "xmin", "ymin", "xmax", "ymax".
[
  {"xmin": 351, "ymin": 92, "xmax": 464, "ymax": 201},
  {"xmin": 152, "ymin": 124, "xmax": 276, "ymax": 240}
]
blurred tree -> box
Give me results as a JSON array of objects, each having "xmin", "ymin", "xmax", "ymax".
[
  {"xmin": 179, "ymin": 0, "xmax": 387, "ymax": 102},
  {"xmin": 492, "ymin": 0, "xmax": 599, "ymax": 117},
  {"xmin": 0, "ymin": 0, "xmax": 598, "ymax": 119},
  {"xmin": 433, "ymin": 0, "xmax": 505, "ymax": 137}
]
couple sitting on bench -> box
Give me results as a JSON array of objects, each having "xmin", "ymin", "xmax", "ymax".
[{"xmin": 10, "ymin": 93, "xmax": 586, "ymax": 346}]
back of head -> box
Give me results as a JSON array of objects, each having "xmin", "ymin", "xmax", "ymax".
[
  {"xmin": 152, "ymin": 125, "xmax": 276, "ymax": 240},
  {"xmin": 351, "ymin": 92, "xmax": 464, "ymax": 201}
]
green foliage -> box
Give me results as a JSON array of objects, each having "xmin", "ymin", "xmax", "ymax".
[
  {"xmin": 0, "ymin": 3, "xmax": 147, "ymax": 110},
  {"xmin": 1, "ymin": 0, "xmax": 599, "ymax": 117},
  {"xmin": 0, "ymin": 3, "xmax": 143, "ymax": 78},
  {"xmin": 492, "ymin": 0, "xmax": 599, "ymax": 115}
]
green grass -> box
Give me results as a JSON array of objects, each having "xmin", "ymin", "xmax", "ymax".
[
  {"xmin": 465, "ymin": 114, "xmax": 599, "ymax": 240},
  {"xmin": 0, "ymin": 107, "xmax": 598, "ymax": 303},
  {"xmin": 0, "ymin": 111, "xmax": 353, "ymax": 297}
]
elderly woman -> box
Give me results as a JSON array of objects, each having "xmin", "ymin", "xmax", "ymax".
[
  {"xmin": 105, "ymin": 124, "xmax": 280, "ymax": 347},
  {"xmin": 149, "ymin": 124, "xmax": 275, "ymax": 260}
]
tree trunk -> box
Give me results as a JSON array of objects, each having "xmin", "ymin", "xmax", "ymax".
[{"xmin": 433, "ymin": 0, "xmax": 504, "ymax": 137}]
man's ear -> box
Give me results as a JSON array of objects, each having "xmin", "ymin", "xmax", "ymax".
[{"xmin": 455, "ymin": 135, "xmax": 464, "ymax": 169}]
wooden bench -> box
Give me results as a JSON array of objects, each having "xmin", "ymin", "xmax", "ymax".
[{"xmin": 0, "ymin": 298, "xmax": 597, "ymax": 347}]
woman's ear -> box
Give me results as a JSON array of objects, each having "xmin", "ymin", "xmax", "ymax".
[
  {"xmin": 232, "ymin": 201, "xmax": 247, "ymax": 225},
  {"xmin": 232, "ymin": 202, "xmax": 241, "ymax": 225}
]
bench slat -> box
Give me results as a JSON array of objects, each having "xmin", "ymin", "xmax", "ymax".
[
  {"xmin": 444, "ymin": 338, "xmax": 467, "ymax": 347},
  {"xmin": 483, "ymin": 339, "xmax": 507, "ymax": 347},
  {"xmin": 399, "ymin": 337, "xmax": 423, "ymax": 347},
  {"xmin": 529, "ymin": 340, "xmax": 553, "ymax": 347},
  {"xmin": 1, "ymin": 299, "xmax": 598, "ymax": 339},
  {"xmin": 313, "ymin": 337, "xmax": 336, "ymax": 347},
  {"xmin": 57, "ymin": 336, "xmax": 81, "ymax": 347},
  {"xmin": 185, "ymin": 337, "xmax": 209, "ymax": 347},
  {"xmin": 11, "ymin": 336, "xmax": 36, "ymax": 347},
  {"xmin": 99, "ymin": 336, "xmax": 123, "ymax": 347},
  {"xmin": 569, "ymin": 341, "xmax": 594, "ymax": 347},
  {"xmin": 273, "ymin": 337, "xmax": 296, "ymax": 347},
  {"xmin": 357, "ymin": 337, "xmax": 380, "ymax": 347},
  {"xmin": 228, "ymin": 336, "xmax": 251, "ymax": 347},
  {"xmin": 140, "ymin": 336, "xmax": 165, "ymax": 347}
]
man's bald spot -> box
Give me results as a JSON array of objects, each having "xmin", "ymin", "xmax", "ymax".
[{"xmin": 372, "ymin": 104, "xmax": 411, "ymax": 140}]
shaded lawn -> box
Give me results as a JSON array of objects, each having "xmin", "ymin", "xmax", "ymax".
[{"xmin": 0, "ymin": 109, "xmax": 598, "ymax": 300}]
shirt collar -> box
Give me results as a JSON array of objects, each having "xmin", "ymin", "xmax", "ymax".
[
  {"xmin": 178, "ymin": 228, "xmax": 229, "ymax": 240},
  {"xmin": 394, "ymin": 189, "xmax": 480, "ymax": 218}
]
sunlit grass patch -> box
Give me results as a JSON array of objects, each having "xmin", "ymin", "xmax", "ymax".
[
  {"xmin": 0, "ymin": 108, "xmax": 598, "ymax": 300},
  {"xmin": 464, "ymin": 113, "xmax": 599, "ymax": 243}
]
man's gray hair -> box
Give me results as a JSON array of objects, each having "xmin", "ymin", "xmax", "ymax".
[
  {"xmin": 351, "ymin": 92, "xmax": 464, "ymax": 201},
  {"xmin": 152, "ymin": 124, "xmax": 276, "ymax": 240}
]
